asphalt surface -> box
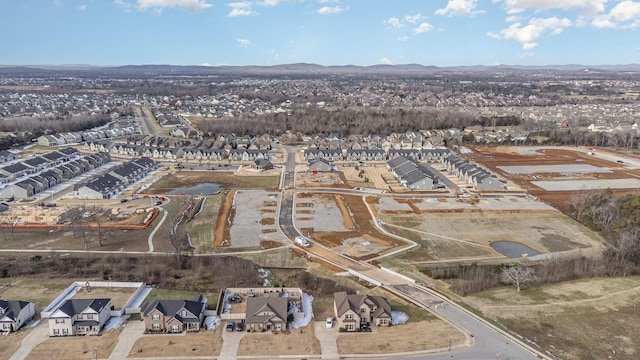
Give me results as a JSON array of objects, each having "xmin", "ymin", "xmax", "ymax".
[{"xmin": 276, "ymin": 145, "xmax": 545, "ymax": 360}]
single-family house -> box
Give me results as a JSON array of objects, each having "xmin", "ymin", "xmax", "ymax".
[
  {"xmin": 48, "ymin": 298, "xmax": 111, "ymax": 336},
  {"xmin": 0, "ymin": 300, "xmax": 35, "ymax": 333},
  {"xmin": 333, "ymin": 292, "xmax": 391, "ymax": 332},
  {"xmin": 141, "ymin": 297, "xmax": 207, "ymax": 333},
  {"xmin": 244, "ymin": 295, "xmax": 288, "ymax": 332}
]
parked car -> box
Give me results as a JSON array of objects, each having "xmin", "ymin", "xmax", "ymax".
[
  {"xmin": 326, "ymin": 317, "xmax": 333, "ymax": 328},
  {"xmin": 235, "ymin": 321, "xmax": 245, "ymax": 332},
  {"xmin": 154, "ymin": 201, "xmax": 162, "ymax": 206},
  {"xmin": 228, "ymin": 295, "xmax": 243, "ymax": 303},
  {"xmin": 225, "ymin": 320, "xmax": 234, "ymax": 332}
]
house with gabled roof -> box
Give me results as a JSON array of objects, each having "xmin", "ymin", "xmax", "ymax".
[
  {"xmin": 0, "ymin": 150, "xmax": 17, "ymax": 163},
  {"xmin": 333, "ymin": 291, "xmax": 391, "ymax": 332},
  {"xmin": 245, "ymin": 295, "xmax": 288, "ymax": 332},
  {"xmin": 0, "ymin": 300, "xmax": 35, "ymax": 333},
  {"xmin": 48, "ymin": 298, "xmax": 111, "ymax": 336},
  {"xmin": 141, "ymin": 297, "xmax": 207, "ymax": 333}
]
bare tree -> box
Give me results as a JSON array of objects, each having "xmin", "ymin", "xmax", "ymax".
[{"xmin": 501, "ymin": 265, "xmax": 536, "ymax": 291}]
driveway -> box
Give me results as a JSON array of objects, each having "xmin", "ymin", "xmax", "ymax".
[
  {"xmin": 220, "ymin": 329, "xmax": 246, "ymax": 359},
  {"xmin": 9, "ymin": 321, "xmax": 49, "ymax": 360},
  {"xmin": 108, "ymin": 320, "xmax": 145, "ymax": 359},
  {"xmin": 313, "ymin": 321, "xmax": 339, "ymax": 359}
]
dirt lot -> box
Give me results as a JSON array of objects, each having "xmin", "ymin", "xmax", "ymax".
[
  {"xmin": 464, "ymin": 277, "xmax": 640, "ymax": 360},
  {"xmin": 463, "ymin": 146, "xmax": 640, "ymax": 212},
  {"xmin": 72, "ymin": 286, "xmax": 138, "ymax": 309},
  {"xmin": 337, "ymin": 320, "xmax": 466, "ymax": 355},
  {"xmin": 296, "ymin": 171, "xmax": 350, "ymax": 188},
  {"xmin": 128, "ymin": 330, "xmax": 223, "ymax": 357},
  {"xmin": 26, "ymin": 327, "xmax": 122, "ymax": 360},
  {"xmin": 237, "ymin": 328, "xmax": 321, "ymax": 356},
  {"xmin": 339, "ymin": 163, "xmax": 391, "ymax": 190}
]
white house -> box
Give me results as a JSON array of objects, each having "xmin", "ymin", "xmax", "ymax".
[
  {"xmin": 0, "ymin": 300, "xmax": 36, "ymax": 333},
  {"xmin": 48, "ymin": 298, "xmax": 111, "ymax": 336}
]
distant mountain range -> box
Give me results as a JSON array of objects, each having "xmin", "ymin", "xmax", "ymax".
[{"xmin": 1, "ymin": 63, "xmax": 640, "ymax": 76}]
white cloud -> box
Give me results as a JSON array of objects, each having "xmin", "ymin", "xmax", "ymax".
[
  {"xmin": 397, "ymin": 35, "xmax": 409, "ymax": 42},
  {"xmin": 490, "ymin": 16, "xmax": 572, "ymax": 49},
  {"xmin": 496, "ymin": 0, "xmax": 608, "ymax": 16},
  {"xmin": 136, "ymin": 0, "xmax": 213, "ymax": 12},
  {"xmin": 414, "ymin": 22, "xmax": 433, "ymax": 34},
  {"xmin": 385, "ymin": 17, "xmax": 404, "ymax": 28},
  {"xmin": 78, "ymin": 4, "xmax": 87, "ymax": 10},
  {"xmin": 228, "ymin": 1, "xmax": 257, "ymax": 17},
  {"xmin": 435, "ymin": 0, "xmax": 484, "ymax": 17},
  {"xmin": 237, "ymin": 38, "xmax": 252, "ymax": 47},
  {"xmin": 379, "ymin": 57, "xmax": 393, "ymax": 65},
  {"xmin": 505, "ymin": 15, "xmax": 521, "ymax": 22},
  {"xmin": 404, "ymin": 13, "xmax": 426, "ymax": 24},
  {"xmin": 592, "ymin": 1, "xmax": 640, "ymax": 28},
  {"xmin": 316, "ymin": 6, "xmax": 344, "ymax": 14}
]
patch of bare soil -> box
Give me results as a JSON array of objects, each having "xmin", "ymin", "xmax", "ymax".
[
  {"xmin": 334, "ymin": 194, "xmax": 355, "ymax": 229},
  {"xmin": 238, "ymin": 328, "xmax": 321, "ymax": 356},
  {"xmin": 337, "ymin": 320, "xmax": 466, "ymax": 355},
  {"xmin": 260, "ymin": 217, "xmax": 275, "ymax": 225},
  {"xmin": 213, "ymin": 191, "xmax": 235, "ymax": 247},
  {"xmin": 128, "ymin": 330, "xmax": 222, "ymax": 357},
  {"xmin": 26, "ymin": 328, "xmax": 122, "ymax": 360},
  {"xmin": 260, "ymin": 240, "xmax": 281, "ymax": 249}
]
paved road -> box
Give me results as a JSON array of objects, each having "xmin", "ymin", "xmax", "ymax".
[{"xmin": 276, "ymin": 146, "xmax": 546, "ymax": 360}]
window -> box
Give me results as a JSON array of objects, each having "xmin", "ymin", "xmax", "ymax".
[
  {"xmin": 345, "ymin": 324, "xmax": 354, "ymax": 331},
  {"xmin": 53, "ymin": 329, "xmax": 60, "ymax": 335},
  {"xmin": 379, "ymin": 319, "xmax": 387, "ymax": 325},
  {"xmin": 152, "ymin": 323, "xmax": 160, "ymax": 330},
  {"xmin": 152, "ymin": 314, "xmax": 160, "ymax": 320},
  {"xmin": 86, "ymin": 314, "xmax": 93, "ymax": 320},
  {"xmin": 345, "ymin": 314, "xmax": 353, "ymax": 320},
  {"xmin": 360, "ymin": 308, "xmax": 367, "ymax": 314},
  {"xmin": 170, "ymin": 325, "xmax": 179, "ymax": 332},
  {"xmin": 77, "ymin": 315, "xmax": 83, "ymax": 320},
  {"xmin": 62, "ymin": 329, "xmax": 69, "ymax": 335},
  {"xmin": 55, "ymin": 319, "xmax": 65, "ymax": 324},
  {"xmin": 77, "ymin": 326, "xmax": 85, "ymax": 332},
  {"xmin": 2, "ymin": 324, "xmax": 10, "ymax": 330}
]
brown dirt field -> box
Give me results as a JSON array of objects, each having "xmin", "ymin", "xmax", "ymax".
[
  {"xmin": 261, "ymin": 209, "xmax": 276, "ymax": 213},
  {"xmin": 145, "ymin": 171, "xmax": 279, "ymax": 193},
  {"xmin": 213, "ymin": 191, "xmax": 235, "ymax": 247},
  {"xmin": 312, "ymin": 195, "xmax": 402, "ymax": 253},
  {"xmin": 0, "ymin": 328, "xmax": 30, "ymax": 360},
  {"xmin": 72, "ymin": 286, "xmax": 137, "ymax": 309},
  {"xmin": 26, "ymin": 327, "xmax": 122, "ymax": 360},
  {"xmin": 237, "ymin": 328, "xmax": 321, "ymax": 356},
  {"xmin": 260, "ymin": 240, "xmax": 281, "ymax": 249},
  {"xmin": 261, "ymin": 229, "xmax": 277, "ymax": 234},
  {"xmin": 128, "ymin": 330, "xmax": 223, "ymax": 357},
  {"xmin": 260, "ymin": 217, "xmax": 275, "ymax": 225},
  {"xmin": 464, "ymin": 146, "xmax": 640, "ymax": 212},
  {"xmin": 334, "ymin": 194, "xmax": 354, "ymax": 229},
  {"xmin": 337, "ymin": 320, "xmax": 466, "ymax": 355}
]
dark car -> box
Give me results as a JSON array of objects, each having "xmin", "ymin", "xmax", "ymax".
[
  {"xmin": 225, "ymin": 320, "xmax": 234, "ymax": 332},
  {"xmin": 228, "ymin": 295, "xmax": 243, "ymax": 303},
  {"xmin": 235, "ymin": 321, "xmax": 245, "ymax": 332}
]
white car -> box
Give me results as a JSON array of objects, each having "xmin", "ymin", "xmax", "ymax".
[{"xmin": 326, "ymin": 317, "xmax": 333, "ymax": 328}]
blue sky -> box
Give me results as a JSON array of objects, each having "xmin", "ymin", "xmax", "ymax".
[{"xmin": 1, "ymin": 0, "xmax": 639, "ymax": 66}]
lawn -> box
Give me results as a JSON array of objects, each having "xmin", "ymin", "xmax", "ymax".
[
  {"xmin": 187, "ymin": 193, "xmax": 223, "ymax": 253},
  {"xmin": 464, "ymin": 276, "xmax": 640, "ymax": 360},
  {"xmin": 128, "ymin": 330, "xmax": 223, "ymax": 357},
  {"xmin": 146, "ymin": 171, "xmax": 279, "ymax": 193},
  {"xmin": 26, "ymin": 327, "xmax": 122, "ymax": 360}
]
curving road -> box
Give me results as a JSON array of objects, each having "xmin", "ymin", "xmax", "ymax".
[{"xmin": 277, "ymin": 145, "xmax": 547, "ymax": 360}]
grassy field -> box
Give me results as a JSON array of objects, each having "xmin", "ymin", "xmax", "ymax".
[
  {"xmin": 146, "ymin": 171, "xmax": 279, "ymax": 193},
  {"xmin": 26, "ymin": 327, "xmax": 122, "ymax": 360},
  {"xmin": 0, "ymin": 328, "xmax": 30, "ymax": 360},
  {"xmin": 129, "ymin": 330, "xmax": 223, "ymax": 357},
  {"xmin": 187, "ymin": 193, "xmax": 223, "ymax": 253},
  {"xmin": 0, "ymin": 278, "xmax": 77, "ymax": 311},
  {"xmin": 464, "ymin": 277, "xmax": 640, "ymax": 360}
]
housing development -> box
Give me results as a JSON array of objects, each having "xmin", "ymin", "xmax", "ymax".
[{"xmin": 0, "ymin": 65, "xmax": 639, "ymax": 360}]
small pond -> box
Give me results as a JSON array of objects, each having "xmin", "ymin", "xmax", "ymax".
[
  {"xmin": 168, "ymin": 183, "xmax": 220, "ymax": 195},
  {"xmin": 491, "ymin": 241, "xmax": 540, "ymax": 258}
]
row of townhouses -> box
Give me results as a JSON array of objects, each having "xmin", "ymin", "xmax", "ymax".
[
  {"xmin": 387, "ymin": 156, "xmax": 441, "ymax": 190},
  {"xmin": 442, "ymin": 155, "xmax": 505, "ymax": 190},
  {"xmin": 74, "ymin": 157, "xmax": 158, "ymax": 199},
  {"xmin": 36, "ymin": 126, "xmax": 138, "ymax": 147},
  {"xmin": 84, "ymin": 141, "xmax": 270, "ymax": 162},
  {"xmin": 304, "ymin": 148, "xmax": 451, "ymax": 162},
  {"xmin": 0, "ymin": 150, "xmax": 111, "ymax": 199}
]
